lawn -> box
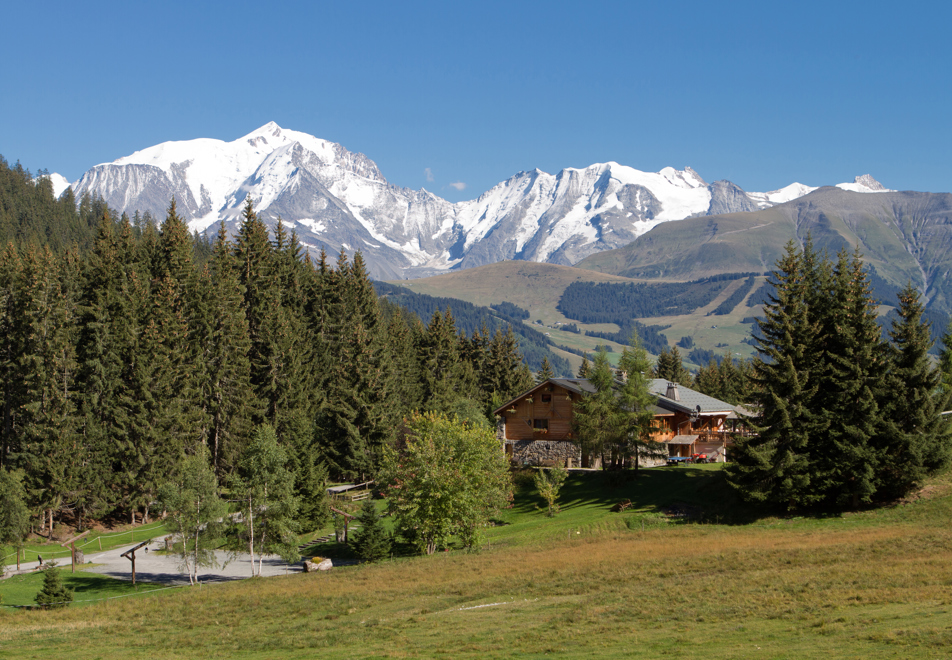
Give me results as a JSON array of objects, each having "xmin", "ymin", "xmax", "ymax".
[
  {"xmin": 1, "ymin": 520, "xmax": 170, "ymax": 571},
  {"xmin": 0, "ymin": 569, "xmax": 173, "ymax": 609},
  {"xmin": 2, "ymin": 466, "xmax": 951, "ymax": 659}
]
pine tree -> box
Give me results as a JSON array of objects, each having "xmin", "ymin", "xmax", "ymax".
[
  {"xmin": 727, "ymin": 242, "xmax": 820, "ymax": 508},
  {"xmin": 876, "ymin": 284, "xmax": 951, "ymax": 498},
  {"xmin": 617, "ymin": 333, "xmax": 666, "ymax": 472},
  {"xmin": 351, "ymin": 499, "xmax": 391, "ymax": 562},
  {"xmin": 536, "ymin": 356, "xmax": 554, "ymax": 382},
  {"xmin": 35, "ymin": 566, "xmax": 73, "ymax": 608}
]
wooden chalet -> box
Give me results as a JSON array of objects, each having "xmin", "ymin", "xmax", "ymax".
[{"xmin": 493, "ymin": 377, "xmax": 748, "ymax": 468}]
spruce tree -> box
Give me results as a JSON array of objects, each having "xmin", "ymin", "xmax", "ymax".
[
  {"xmin": 876, "ymin": 284, "xmax": 951, "ymax": 498},
  {"xmin": 35, "ymin": 566, "xmax": 72, "ymax": 609},
  {"xmin": 810, "ymin": 249, "xmax": 883, "ymax": 507},
  {"xmin": 351, "ymin": 499, "xmax": 391, "ymax": 562},
  {"xmin": 727, "ymin": 242, "xmax": 820, "ymax": 508},
  {"xmin": 536, "ymin": 356, "xmax": 554, "ymax": 382},
  {"xmin": 194, "ymin": 225, "xmax": 258, "ymax": 475},
  {"xmin": 653, "ymin": 346, "xmax": 691, "ymax": 385}
]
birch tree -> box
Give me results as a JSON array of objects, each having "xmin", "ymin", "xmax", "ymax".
[
  {"xmin": 157, "ymin": 447, "xmax": 226, "ymax": 585},
  {"xmin": 232, "ymin": 424, "xmax": 300, "ymax": 576}
]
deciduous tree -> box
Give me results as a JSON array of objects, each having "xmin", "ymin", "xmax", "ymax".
[{"xmin": 379, "ymin": 412, "xmax": 512, "ymax": 554}]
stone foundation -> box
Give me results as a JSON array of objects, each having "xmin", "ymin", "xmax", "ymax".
[{"xmin": 509, "ymin": 439, "xmax": 580, "ymax": 467}]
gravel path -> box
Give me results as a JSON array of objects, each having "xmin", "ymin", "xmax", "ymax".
[{"xmin": 8, "ymin": 541, "xmax": 304, "ymax": 586}]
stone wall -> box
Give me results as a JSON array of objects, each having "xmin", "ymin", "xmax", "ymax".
[{"xmin": 508, "ymin": 439, "xmax": 580, "ymax": 467}]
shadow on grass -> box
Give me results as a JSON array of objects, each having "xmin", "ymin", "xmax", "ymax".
[{"xmin": 512, "ymin": 465, "xmax": 773, "ymax": 525}]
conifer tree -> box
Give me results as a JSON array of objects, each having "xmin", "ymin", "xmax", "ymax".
[
  {"xmin": 351, "ymin": 499, "xmax": 391, "ymax": 562},
  {"xmin": 193, "ymin": 225, "xmax": 258, "ymax": 475},
  {"xmin": 418, "ymin": 308, "xmax": 463, "ymax": 413},
  {"xmin": 577, "ymin": 355, "xmax": 590, "ymax": 378},
  {"xmin": 810, "ymin": 249, "xmax": 884, "ymax": 507},
  {"xmin": 35, "ymin": 566, "xmax": 72, "ymax": 609},
  {"xmin": 536, "ymin": 356, "xmax": 554, "ymax": 382},
  {"xmin": 693, "ymin": 357, "xmax": 722, "ymax": 400},
  {"xmin": 617, "ymin": 333, "xmax": 665, "ymax": 472},
  {"xmin": 14, "ymin": 247, "xmax": 80, "ymax": 529},
  {"xmin": 0, "ymin": 467, "xmax": 30, "ymax": 561},
  {"xmin": 876, "ymin": 284, "xmax": 951, "ymax": 498},
  {"xmin": 573, "ymin": 350, "xmax": 620, "ymax": 468},
  {"xmin": 0, "ymin": 244, "xmax": 22, "ymax": 470},
  {"xmin": 656, "ymin": 346, "xmax": 692, "ymax": 385},
  {"xmin": 727, "ymin": 242, "xmax": 820, "ymax": 508}
]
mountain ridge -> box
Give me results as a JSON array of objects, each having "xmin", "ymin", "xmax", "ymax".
[{"xmin": 65, "ymin": 122, "xmax": 894, "ymax": 280}]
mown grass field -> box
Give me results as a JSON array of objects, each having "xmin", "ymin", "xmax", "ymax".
[
  {"xmin": 3, "ymin": 466, "xmax": 952, "ymax": 659},
  {"xmin": 0, "ymin": 520, "xmax": 170, "ymax": 571}
]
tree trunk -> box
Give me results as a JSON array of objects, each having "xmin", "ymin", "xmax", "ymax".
[
  {"xmin": 426, "ymin": 538, "xmax": 436, "ymax": 555},
  {"xmin": 247, "ymin": 496, "xmax": 255, "ymax": 577},
  {"xmin": 48, "ymin": 509, "xmax": 54, "ymax": 540},
  {"xmin": 258, "ymin": 529, "xmax": 266, "ymax": 576}
]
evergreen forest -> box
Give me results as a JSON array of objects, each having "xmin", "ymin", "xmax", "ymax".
[{"xmin": 0, "ymin": 165, "xmax": 537, "ymax": 531}]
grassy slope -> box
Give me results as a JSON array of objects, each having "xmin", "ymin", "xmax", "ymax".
[
  {"xmin": 391, "ymin": 261, "xmax": 766, "ymax": 369},
  {"xmin": 4, "ymin": 466, "xmax": 952, "ymax": 659},
  {"xmin": 389, "ymin": 261, "xmax": 639, "ymax": 371}
]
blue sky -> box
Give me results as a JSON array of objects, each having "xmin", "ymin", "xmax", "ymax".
[{"xmin": 4, "ymin": 0, "xmax": 951, "ymax": 201}]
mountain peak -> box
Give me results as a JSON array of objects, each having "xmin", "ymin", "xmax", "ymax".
[
  {"xmin": 837, "ymin": 174, "xmax": 892, "ymax": 193},
  {"xmin": 853, "ymin": 174, "xmax": 886, "ymax": 191},
  {"xmin": 254, "ymin": 121, "xmax": 283, "ymax": 135}
]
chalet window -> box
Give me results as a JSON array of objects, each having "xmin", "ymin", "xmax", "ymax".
[
  {"xmin": 541, "ymin": 393, "xmax": 552, "ymax": 404},
  {"xmin": 533, "ymin": 419, "xmax": 549, "ymax": 431}
]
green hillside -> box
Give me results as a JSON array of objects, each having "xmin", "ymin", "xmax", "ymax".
[{"xmin": 577, "ymin": 187, "xmax": 952, "ymax": 315}]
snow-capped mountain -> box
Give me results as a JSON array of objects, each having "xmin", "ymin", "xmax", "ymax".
[{"xmin": 68, "ymin": 123, "xmax": 890, "ymax": 279}]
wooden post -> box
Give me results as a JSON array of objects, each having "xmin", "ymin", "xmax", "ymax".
[
  {"xmin": 98, "ymin": 536, "xmax": 102, "ymax": 551},
  {"xmin": 330, "ymin": 507, "xmax": 355, "ymax": 545},
  {"xmin": 60, "ymin": 531, "xmax": 90, "ymax": 574},
  {"xmin": 121, "ymin": 541, "xmax": 149, "ymax": 586}
]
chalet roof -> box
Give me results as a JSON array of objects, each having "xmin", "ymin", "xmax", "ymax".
[
  {"xmin": 648, "ymin": 379, "xmax": 736, "ymax": 416},
  {"xmin": 492, "ymin": 378, "xmax": 594, "ymax": 416},
  {"xmin": 493, "ymin": 377, "xmax": 739, "ymax": 418},
  {"xmin": 667, "ymin": 434, "xmax": 699, "ymax": 444}
]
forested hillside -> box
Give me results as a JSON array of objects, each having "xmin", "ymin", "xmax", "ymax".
[
  {"xmin": 0, "ymin": 180, "xmax": 535, "ymax": 530},
  {"xmin": 557, "ymin": 273, "xmax": 757, "ymax": 322},
  {"xmin": 374, "ymin": 282, "xmax": 571, "ymax": 376},
  {"xmin": 0, "ymin": 156, "xmax": 100, "ymax": 251}
]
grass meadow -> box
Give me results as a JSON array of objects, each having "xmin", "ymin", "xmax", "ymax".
[{"xmin": 3, "ymin": 465, "xmax": 952, "ymax": 658}]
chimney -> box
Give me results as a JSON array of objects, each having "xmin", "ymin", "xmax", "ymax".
[{"xmin": 666, "ymin": 382, "xmax": 680, "ymax": 402}]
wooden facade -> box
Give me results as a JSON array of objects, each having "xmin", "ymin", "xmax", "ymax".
[{"xmin": 494, "ymin": 378, "xmax": 747, "ymax": 467}]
